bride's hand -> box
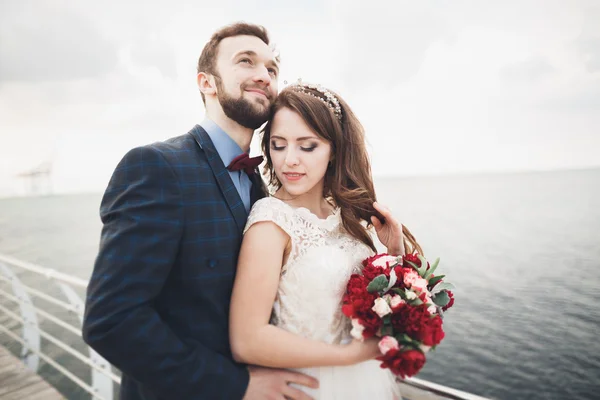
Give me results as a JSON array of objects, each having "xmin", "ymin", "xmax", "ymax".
[
  {"xmin": 371, "ymin": 202, "xmax": 405, "ymax": 256},
  {"xmin": 343, "ymin": 337, "xmax": 381, "ymax": 365}
]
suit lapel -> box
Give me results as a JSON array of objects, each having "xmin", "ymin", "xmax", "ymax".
[{"xmin": 190, "ymin": 125, "xmax": 248, "ymax": 233}]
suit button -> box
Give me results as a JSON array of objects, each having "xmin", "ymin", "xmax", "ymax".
[{"xmin": 207, "ymin": 259, "xmax": 218, "ymax": 269}]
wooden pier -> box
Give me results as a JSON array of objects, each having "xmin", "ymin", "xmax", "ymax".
[{"xmin": 0, "ymin": 345, "xmax": 64, "ymax": 399}]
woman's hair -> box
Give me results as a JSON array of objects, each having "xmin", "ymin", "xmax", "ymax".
[{"xmin": 260, "ymin": 82, "xmax": 423, "ymax": 255}]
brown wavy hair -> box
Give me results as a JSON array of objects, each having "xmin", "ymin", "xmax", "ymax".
[{"xmin": 260, "ymin": 85, "xmax": 422, "ymax": 255}]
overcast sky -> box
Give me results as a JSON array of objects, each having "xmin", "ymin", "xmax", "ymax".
[{"xmin": 1, "ymin": 0, "xmax": 599, "ymax": 196}]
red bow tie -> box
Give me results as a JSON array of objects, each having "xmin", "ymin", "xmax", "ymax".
[{"xmin": 227, "ymin": 153, "xmax": 264, "ymax": 175}]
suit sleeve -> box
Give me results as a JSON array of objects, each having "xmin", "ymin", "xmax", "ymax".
[{"xmin": 82, "ymin": 145, "xmax": 250, "ymax": 399}]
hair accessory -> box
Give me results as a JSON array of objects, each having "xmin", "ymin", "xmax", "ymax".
[{"xmin": 290, "ymin": 78, "xmax": 342, "ymax": 121}]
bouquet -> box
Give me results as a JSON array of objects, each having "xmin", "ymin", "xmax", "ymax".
[{"xmin": 342, "ymin": 253, "xmax": 455, "ymax": 378}]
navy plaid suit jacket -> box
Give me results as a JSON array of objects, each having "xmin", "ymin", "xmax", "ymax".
[{"xmin": 83, "ymin": 125, "xmax": 266, "ymax": 400}]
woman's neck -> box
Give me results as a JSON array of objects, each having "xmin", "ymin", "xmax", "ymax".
[{"xmin": 275, "ymin": 188, "xmax": 333, "ymax": 219}]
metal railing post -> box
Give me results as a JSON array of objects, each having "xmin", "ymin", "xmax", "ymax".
[
  {"xmin": 56, "ymin": 281, "xmax": 114, "ymax": 399},
  {"xmin": 0, "ymin": 262, "xmax": 41, "ymax": 372}
]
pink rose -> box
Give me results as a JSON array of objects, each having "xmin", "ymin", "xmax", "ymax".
[
  {"xmin": 403, "ymin": 269, "xmax": 420, "ymax": 287},
  {"xmin": 411, "ymin": 277, "xmax": 429, "ymax": 293},
  {"xmin": 390, "ymin": 295, "xmax": 405, "ymax": 308},
  {"xmin": 378, "ymin": 336, "xmax": 400, "ymax": 355},
  {"xmin": 372, "ymin": 297, "xmax": 392, "ymax": 318},
  {"xmin": 404, "ymin": 290, "xmax": 418, "ymax": 300}
]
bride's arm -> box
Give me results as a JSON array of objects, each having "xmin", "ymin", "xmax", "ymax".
[{"xmin": 229, "ymin": 221, "xmax": 378, "ymax": 369}]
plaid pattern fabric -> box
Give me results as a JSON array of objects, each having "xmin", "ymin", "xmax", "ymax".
[{"xmin": 83, "ymin": 125, "xmax": 265, "ymax": 399}]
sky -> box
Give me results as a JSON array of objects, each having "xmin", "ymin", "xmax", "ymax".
[{"xmin": 1, "ymin": 0, "xmax": 599, "ymax": 196}]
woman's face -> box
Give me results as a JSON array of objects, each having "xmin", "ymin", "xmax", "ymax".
[{"xmin": 268, "ymin": 107, "xmax": 332, "ymax": 199}]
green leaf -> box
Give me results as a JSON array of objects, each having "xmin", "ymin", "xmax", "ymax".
[
  {"xmin": 395, "ymin": 333, "xmax": 414, "ymax": 345},
  {"xmin": 367, "ymin": 274, "xmax": 389, "ymax": 293},
  {"xmin": 381, "ymin": 325, "xmax": 394, "ymax": 336},
  {"xmin": 435, "ymin": 282, "xmax": 455, "ymax": 292},
  {"xmin": 391, "ymin": 288, "xmax": 407, "ymax": 299},
  {"xmin": 417, "ymin": 254, "xmax": 429, "ymax": 277},
  {"xmin": 428, "ymin": 275, "xmax": 445, "ymax": 287},
  {"xmin": 384, "ymin": 269, "xmax": 398, "ymax": 292},
  {"xmin": 410, "ymin": 297, "xmax": 424, "ymax": 306},
  {"xmin": 423, "ymin": 257, "xmax": 440, "ymax": 280},
  {"xmin": 405, "ymin": 260, "xmax": 420, "ymax": 271},
  {"xmin": 432, "ymin": 291, "xmax": 450, "ymax": 307},
  {"xmin": 382, "ymin": 315, "xmax": 391, "ymax": 325},
  {"xmin": 386, "ymin": 256, "xmax": 401, "ymax": 269}
]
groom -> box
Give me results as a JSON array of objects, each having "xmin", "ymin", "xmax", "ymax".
[{"xmin": 83, "ymin": 22, "xmax": 318, "ymax": 399}]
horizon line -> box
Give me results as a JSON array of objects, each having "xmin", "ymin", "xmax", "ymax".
[{"xmin": 1, "ymin": 164, "xmax": 599, "ymax": 200}]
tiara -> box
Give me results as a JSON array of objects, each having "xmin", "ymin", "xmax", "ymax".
[{"xmin": 289, "ymin": 79, "xmax": 342, "ymax": 121}]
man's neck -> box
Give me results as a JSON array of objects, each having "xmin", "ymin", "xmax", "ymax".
[{"xmin": 205, "ymin": 106, "xmax": 253, "ymax": 152}]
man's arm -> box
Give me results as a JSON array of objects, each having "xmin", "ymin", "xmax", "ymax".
[{"xmin": 82, "ymin": 145, "xmax": 249, "ymax": 399}]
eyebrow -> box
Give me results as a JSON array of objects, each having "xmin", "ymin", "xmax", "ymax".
[
  {"xmin": 234, "ymin": 50, "xmax": 280, "ymax": 73},
  {"xmin": 270, "ymin": 135, "xmax": 318, "ymax": 141}
]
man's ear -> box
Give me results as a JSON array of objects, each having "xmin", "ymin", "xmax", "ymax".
[{"xmin": 197, "ymin": 72, "xmax": 217, "ymax": 97}]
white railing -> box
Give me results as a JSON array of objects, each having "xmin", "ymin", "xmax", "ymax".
[
  {"xmin": 0, "ymin": 253, "xmax": 117, "ymax": 400},
  {"xmin": 0, "ymin": 252, "xmax": 489, "ymax": 400}
]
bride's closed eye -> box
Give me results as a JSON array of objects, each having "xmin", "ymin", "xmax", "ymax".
[
  {"xmin": 301, "ymin": 145, "xmax": 317, "ymax": 152},
  {"xmin": 270, "ymin": 141, "xmax": 285, "ymax": 151},
  {"xmin": 270, "ymin": 141, "xmax": 318, "ymax": 152}
]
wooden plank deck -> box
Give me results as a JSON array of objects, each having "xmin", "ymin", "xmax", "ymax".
[{"xmin": 0, "ymin": 345, "xmax": 64, "ymax": 399}]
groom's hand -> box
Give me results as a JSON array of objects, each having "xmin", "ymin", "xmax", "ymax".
[{"xmin": 243, "ymin": 366, "xmax": 318, "ymax": 400}]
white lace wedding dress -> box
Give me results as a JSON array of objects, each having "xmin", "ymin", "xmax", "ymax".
[{"xmin": 244, "ymin": 197, "xmax": 399, "ymax": 399}]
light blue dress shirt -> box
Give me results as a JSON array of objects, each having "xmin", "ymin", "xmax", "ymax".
[{"xmin": 200, "ymin": 118, "xmax": 253, "ymax": 213}]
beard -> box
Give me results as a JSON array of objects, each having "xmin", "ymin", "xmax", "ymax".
[{"xmin": 215, "ymin": 76, "xmax": 273, "ymax": 130}]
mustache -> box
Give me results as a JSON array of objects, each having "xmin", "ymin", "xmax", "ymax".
[{"xmin": 242, "ymin": 84, "xmax": 273, "ymax": 100}]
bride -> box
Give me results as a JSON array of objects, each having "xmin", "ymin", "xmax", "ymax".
[{"xmin": 229, "ymin": 81, "xmax": 420, "ymax": 399}]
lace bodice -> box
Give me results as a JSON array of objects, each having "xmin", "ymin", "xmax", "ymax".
[{"xmin": 244, "ymin": 197, "xmax": 373, "ymax": 344}]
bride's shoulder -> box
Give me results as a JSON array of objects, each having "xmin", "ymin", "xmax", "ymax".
[
  {"xmin": 249, "ymin": 196, "xmax": 289, "ymax": 214},
  {"xmin": 245, "ymin": 197, "xmax": 294, "ymax": 235}
]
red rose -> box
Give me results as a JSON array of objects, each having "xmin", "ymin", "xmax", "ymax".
[
  {"xmin": 402, "ymin": 254, "xmax": 424, "ymax": 269},
  {"xmin": 442, "ymin": 291, "xmax": 455, "ymax": 311},
  {"xmin": 345, "ymin": 274, "xmax": 368, "ymax": 296},
  {"xmin": 389, "ymin": 303, "xmax": 445, "ymax": 347},
  {"xmin": 392, "ymin": 266, "xmax": 409, "ymax": 289},
  {"xmin": 390, "ymin": 303, "xmax": 431, "ymax": 337},
  {"xmin": 344, "ymin": 276, "xmax": 368, "ymax": 300},
  {"xmin": 418, "ymin": 315, "xmax": 445, "ymax": 346},
  {"xmin": 342, "ymin": 295, "xmax": 375, "ymax": 318},
  {"xmin": 342, "ymin": 274, "xmax": 378, "ymax": 319},
  {"xmin": 355, "ymin": 309, "xmax": 382, "ymax": 338},
  {"xmin": 377, "ymin": 348, "xmax": 426, "ymax": 378},
  {"xmin": 362, "ymin": 264, "xmax": 388, "ymax": 281}
]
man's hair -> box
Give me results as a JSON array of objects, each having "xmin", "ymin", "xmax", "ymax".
[{"xmin": 197, "ymin": 22, "xmax": 273, "ymax": 104}]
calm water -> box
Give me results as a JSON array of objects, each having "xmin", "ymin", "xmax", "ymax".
[{"xmin": 1, "ymin": 168, "xmax": 599, "ymax": 399}]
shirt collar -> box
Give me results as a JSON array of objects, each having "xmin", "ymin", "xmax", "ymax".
[{"xmin": 200, "ymin": 117, "xmax": 245, "ymax": 167}]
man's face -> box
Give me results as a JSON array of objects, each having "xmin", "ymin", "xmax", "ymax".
[{"xmin": 213, "ymin": 35, "xmax": 279, "ymax": 129}]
